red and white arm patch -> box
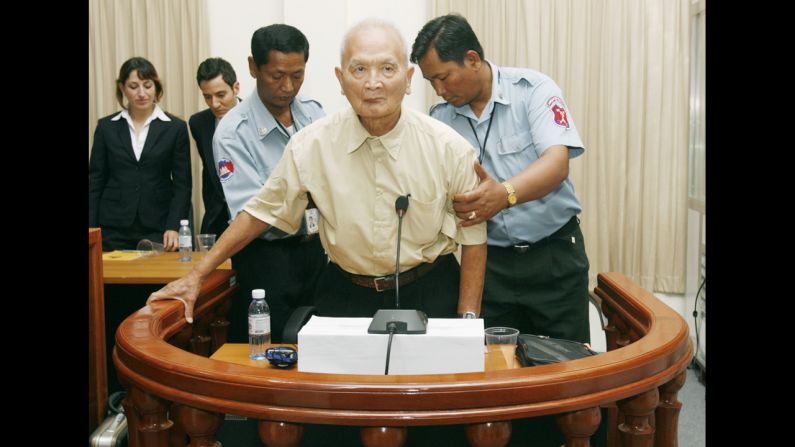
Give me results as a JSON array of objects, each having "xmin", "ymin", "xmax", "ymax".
[{"xmin": 546, "ymin": 96, "xmax": 570, "ymax": 129}]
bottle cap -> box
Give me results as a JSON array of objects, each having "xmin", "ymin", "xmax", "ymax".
[
  {"xmin": 252, "ymin": 289, "xmax": 265, "ymax": 299},
  {"xmin": 180, "ymin": 219, "xmax": 189, "ymax": 226}
]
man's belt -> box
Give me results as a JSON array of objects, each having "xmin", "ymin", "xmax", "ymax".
[{"xmin": 334, "ymin": 258, "xmax": 441, "ymax": 292}]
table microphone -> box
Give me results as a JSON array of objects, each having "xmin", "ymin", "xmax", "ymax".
[
  {"xmin": 394, "ymin": 194, "xmax": 409, "ymax": 309},
  {"xmin": 368, "ymin": 194, "xmax": 428, "ymax": 338}
]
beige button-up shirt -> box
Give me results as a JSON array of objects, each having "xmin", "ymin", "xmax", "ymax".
[{"xmin": 244, "ymin": 107, "xmax": 487, "ymax": 276}]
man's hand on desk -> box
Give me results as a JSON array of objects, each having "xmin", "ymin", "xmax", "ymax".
[{"xmin": 146, "ymin": 270, "xmax": 203, "ymax": 323}]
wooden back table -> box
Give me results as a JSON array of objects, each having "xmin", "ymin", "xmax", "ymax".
[
  {"xmin": 114, "ymin": 272, "xmax": 692, "ymax": 447},
  {"xmin": 103, "ymin": 251, "xmax": 232, "ymax": 284}
]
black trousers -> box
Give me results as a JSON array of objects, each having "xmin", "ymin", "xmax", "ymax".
[
  {"xmin": 482, "ymin": 216, "xmax": 591, "ymax": 344},
  {"xmin": 199, "ymin": 208, "xmax": 229, "ymax": 238},
  {"xmin": 229, "ymin": 236, "xmax": 327, "ymax": 344},
  {"xmin": 314, "ymin": 254, "xmax": 460, "ymax": 319},
  {"xmin": 481, "ymin": 217, "xmax": 603, "ymax": 447}
]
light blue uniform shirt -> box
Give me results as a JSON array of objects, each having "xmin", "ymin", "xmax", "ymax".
[
  {"xmin": 213, "ymin": 89, "xmax": 324, "ymax": 240},
  {"xmin": 430, "ymin": 62, "xmax": 584, "ymax": 247}
]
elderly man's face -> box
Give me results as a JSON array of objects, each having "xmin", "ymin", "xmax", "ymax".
[{"xmin": 335, "ymin": 26, "xmax": 413, "ymax": 130}]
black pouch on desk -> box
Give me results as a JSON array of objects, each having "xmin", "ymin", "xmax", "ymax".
[{"xmin": 516, "ymin": 334, "xmax": 597, "ymax": 367}]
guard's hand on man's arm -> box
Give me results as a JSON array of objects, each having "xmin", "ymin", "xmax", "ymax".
[
  {"xmin": 453, "ymin": 161, "xmax": 505, "ymax": 227},
  {"xmin": 147, "ymin": 270, "xmax": 204, "ymax": 323},
  {"xmin": 454, "ymin": 146, "xmax": 571, "ymax": 228}
]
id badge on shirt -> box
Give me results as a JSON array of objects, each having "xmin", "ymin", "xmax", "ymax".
[{"xmin": 305, "ymin": 208, "xmax": 319, "ymax": 234}]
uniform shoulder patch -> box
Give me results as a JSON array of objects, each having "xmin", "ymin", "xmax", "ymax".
[
  {"xmin": 218, "ymin": 158, "xmax": 235, "ymax": 183},
  {"xmin": 546, "ymin": 96, "xmax": 570, "ymax": 129}
]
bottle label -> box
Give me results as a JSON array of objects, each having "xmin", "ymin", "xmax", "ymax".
[
  {"xmin": 249, "ymin": 315, "xmax": 271, "ymax": 335},
  {"xmin": 179, "ymin": 235, "xmax": 192, "ymax": 248}
]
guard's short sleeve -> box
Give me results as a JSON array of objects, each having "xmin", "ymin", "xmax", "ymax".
[{"xmin": 525, "ymin": 78, "xmax": 585, "ymax": 158}]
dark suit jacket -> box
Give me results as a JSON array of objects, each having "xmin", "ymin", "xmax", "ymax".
[
  {"xmin": 88, "ymin": 112, "xmax": 192, "ymax": 232},
  {"xmin": 188, "ymin": 108, "xmax": 230, "ymax": 235}
]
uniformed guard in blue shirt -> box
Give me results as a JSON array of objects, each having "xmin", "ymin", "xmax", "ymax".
[
  {"xmin": 412, "ymin": 13, "xmax": 590, "ymax": 344},
  {"xmin": 212, "ymin": 24, "xmax": 327, "ymax": 344},
  {"xmin": 411, "ymin": 14, "xmax": 602, "ymax": 447}
]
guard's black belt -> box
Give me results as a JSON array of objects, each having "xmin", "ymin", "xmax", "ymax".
[{"xmin": 505, "ymin": 216, "xmax": 580, "ymax": 254}]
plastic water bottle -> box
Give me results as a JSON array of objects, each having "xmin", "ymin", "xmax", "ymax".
[
  {"xmin": 178, "ymin": 219, "xmax": 192, "ymax": 262},
  {"xmin": 248, "ymin": 289, "xmax": 271, "ymax": 360}
]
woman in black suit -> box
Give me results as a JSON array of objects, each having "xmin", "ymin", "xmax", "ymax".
[{"xmin": 89, "ymin": 57, "xmax": 191, "ymax": 251}]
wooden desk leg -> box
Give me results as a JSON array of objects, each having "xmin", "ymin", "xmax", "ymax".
[
  {"xmin": 617, "ymin": 388, "xmax": 659, "ymax": 447},
  {"xmin": 169, "ymin": 402, "xmax": 188, "ymax": 447},
  {"xmin": 655, "ymin": 371, "xmax": 686, "ymax": 447},
  {"xmin": 189, "ymin": 335, "xmax": 212, "ymax": 357},
  {"xmin": 178, "ymin": 405, "xmax": 223, "ymax": 447},
  {"xmin": 127, "ymin": 386, "xmax": 174, "ymax": 447},
  {"xmin": 121, "ymin": 393, "xmax": 140, "ymax": 447},
  {"xmin": 168, "ymin": 325, "xmax": 193, "ymax": 352},
  {"xmin": 557, "ymin": 406, "xmax": 601, "ymax": 447},
  {"xmin": 258, "ymin": 420, "xmax": 304, "ymax": 447},
  {"xmin": 601, "ymin": 403, "xmax": 622, "ymax": 447},
  {"xmin": 465, "ymin": 421, "xmax": 512, "ymax": 447},
  {"xmin": 209, "ymin": 319, "xmax": 230, "ymax": 353},
  {"xmin": 360, "ymin": 426, "xmax": 407, "ymax": 447},
  {"xmin": 210, "ymin": 298, "xmax": 232, "ymax": 354}
]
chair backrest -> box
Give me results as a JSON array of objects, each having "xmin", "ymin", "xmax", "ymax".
[{"xmin": 281, "ymin": 306, "xmax": 317, "ymax": 343}]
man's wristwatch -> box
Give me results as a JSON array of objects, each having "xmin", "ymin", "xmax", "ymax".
[
  {"xmin": 503, "ymin": 182, "xmax": 517, "ymax": 207},
  {"xmin": 460, "ymin": 311, "xmax": 477, "ymax": 319}
]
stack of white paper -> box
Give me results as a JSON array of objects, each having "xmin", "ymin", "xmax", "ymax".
[{"xmin": 297, "ymin": 316, "xmax": 485, "ymax": 375}]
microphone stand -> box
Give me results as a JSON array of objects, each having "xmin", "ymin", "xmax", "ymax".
[
  {"xmin": 368, "ymin": 195, "xmax": 428, "ymax": 374},
  {"xmin": 394, "ymin": 200, "xmax": 405, "ymax": 309}
]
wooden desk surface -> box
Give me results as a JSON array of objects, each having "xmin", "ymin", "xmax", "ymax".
[
  {"xmin": 211, "ymin": 343, "xmax": 519, "ymax": 372},
  {"xmin": 103, "ymin": 251, "xmax": 232, "ymax": 284}
]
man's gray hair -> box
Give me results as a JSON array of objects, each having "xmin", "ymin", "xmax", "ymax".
[{"xmin": 339, "ymin": 18, "xmax": 409, "ymax": 66}]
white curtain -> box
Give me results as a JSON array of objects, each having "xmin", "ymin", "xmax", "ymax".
[
  {"xmin": 88, "ymin": 0, "xmax": 210, "ymax": 230},
  {"xmin": 428, "ymin": 0, "xmax": 690, "ymax": 293}
]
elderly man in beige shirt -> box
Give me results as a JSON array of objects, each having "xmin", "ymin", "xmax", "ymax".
[{"xmin": 148, "ymin": 19, "xmax": 487, "ymax": 327}]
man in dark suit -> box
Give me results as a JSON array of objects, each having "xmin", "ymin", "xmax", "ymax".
[{"xmin": 189, "ymin": 58, "xmax": 241, "ymax": 237}]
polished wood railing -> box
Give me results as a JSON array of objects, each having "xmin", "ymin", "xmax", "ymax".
[
  {"xmin": 114, "ymin": 272, "xmax": 692, "ymax": 447},
  {"xmin": 89, "ymin": 228, "xmax": 107, "ymax": 435}
]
